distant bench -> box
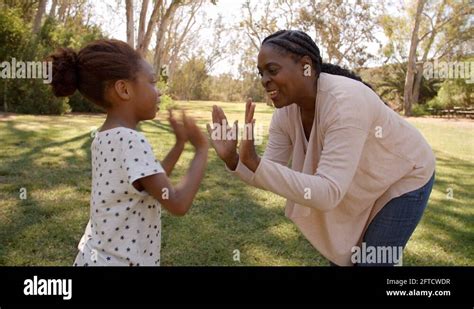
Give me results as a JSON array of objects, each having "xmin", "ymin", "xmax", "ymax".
[{"xmin": 427, "ymin": 106, "xmax": 474, "ymax": 119}]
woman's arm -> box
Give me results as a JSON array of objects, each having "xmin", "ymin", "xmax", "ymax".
[
  {"xmin": 239, "ymin": 99, "xmax": 369, "ymax": 211},
  {"xmin": 208, "ymin": 102, "xmax": 292, "ymax": 188},
  {"xmin": 251, "ymin": 126, "xmax": 368, "ymax": 211}
]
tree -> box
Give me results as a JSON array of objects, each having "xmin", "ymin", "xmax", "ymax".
[
  {"xmin": 137, "ymin": 0, "xmax": 149, "ymax": 48},
  {"xmin": 152, "ymin": 0, "xmax": 183, "ymax": 73},
  {"xmin": 49, "ymin": 0, "xmax": 58, "ymax": 17},
  {"xmin": 159, "ymin": 0, "xmax": 207, "ymax": 82},
  {"xmin": 379, "ymin": 0, "xmax": 471, "ymax": 116},
  {"xmin": 403, "ymin": 0, "xmax": 425, "ymax": 117},
  {"xmin": 169, "ymin": 56, "xmax": 210, "ymax": 100},
  {"xmin": 298, "ymin": 0, "xmax": 381, "ymax": 68},
  {"xmin": 136, "ymin": 0, "xmax": 166, "ymax": 54},
  {"xmin": 412, "ymin": 0, "xmax": 472, "ymax": 104},
  {"xmin": 241, "ymin": 0, "xmax": 275, "ymax": 51},
  {"xmin": 32, "ymin": 0, "xmax": 47, "ymax": 34},
  {"xmin": 125, "ymin": 0, "xmax": 134, "ymax": 47}
]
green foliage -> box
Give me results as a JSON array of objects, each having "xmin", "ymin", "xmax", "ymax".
[
  {"xmin": 155, "ymin": 78, "xmax": 177, "ymax": 110},
  {"xmin": 169, "ymin": 56, "xmax": 211, "ymax": 100},
  {"xmin": 427, "ymin": 79, "xmax": 473, "ymax": 110},
  {"xmin": 68, "ymin": 92, "xmax": 104, "ymax": 114},
  {"xmin": 361, "ymin": 63, "xmax": 441, "ymax": 110},
  {"xmin": 159, "ymin": 94, "xmax": 177, "ymax": 111},
  {"xmin": 208, "ymin": 73, "xmax": 245, "ymax": 102},
  {"xmin": 0, "ymin": 8, "xmax": 29, "ymax": 60},
  {"xmin": 0, "ymin": 8, "xmax": 104, "ymax": 115},
  {"xmin": 411, "ymin": 104, "xmax": 429, "ymax": 117}
]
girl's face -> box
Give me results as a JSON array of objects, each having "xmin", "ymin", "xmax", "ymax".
[
  {"xmin": 132, "ymin": 60, "xmax": 161, "ymax": 120},
  {"xmin": 257, "ymin": 44, "xmax": 311, "ymax": 109}
]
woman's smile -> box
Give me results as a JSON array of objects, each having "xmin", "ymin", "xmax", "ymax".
[{"xmin": 267, "ymin": 89, "xmax": 279, "ymax": 100}]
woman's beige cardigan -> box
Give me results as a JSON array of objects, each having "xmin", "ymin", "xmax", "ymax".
[{"xmin": 228, "ymin": 73, "xmax": 436, "ymax": 266}]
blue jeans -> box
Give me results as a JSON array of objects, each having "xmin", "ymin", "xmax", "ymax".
[{"xmin": 330, "ymin": 171, "xmax": 435, "ymax": 267}]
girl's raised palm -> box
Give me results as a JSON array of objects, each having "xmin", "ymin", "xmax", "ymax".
[
  {"xmin": 168, "ymin": 109, "xmax": 188, "ymax": 144},
  {"xmin": 183, "ymin": 112, "xmax": 208, "ymax": 150}
]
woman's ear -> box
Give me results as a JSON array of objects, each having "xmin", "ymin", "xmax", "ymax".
[
  {"xmin": 113, "ymin": 79, "xmax": 133, "ymax": 101},
  {"xmin": 301, "ymin": 55, "xmax": 313, "ymax": 77}
]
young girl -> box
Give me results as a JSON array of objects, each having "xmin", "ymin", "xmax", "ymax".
[{"xmin": 49, "ymin": 39, "xmax": 208, "ymax": 266}]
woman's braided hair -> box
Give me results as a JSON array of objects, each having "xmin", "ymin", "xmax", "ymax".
[{"xmin": 261, "ymin": 30, "xmax": 373, "ymax": 89}]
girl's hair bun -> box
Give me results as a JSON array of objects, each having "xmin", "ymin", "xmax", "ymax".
[{"xmin": 49, "ymin": 48, "xmax": 78, "ymax": 97}]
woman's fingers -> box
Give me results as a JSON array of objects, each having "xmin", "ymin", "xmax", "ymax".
[
  {"xmin": 245, "ymin": 100, "xmax": 250, "ymax": 123},
  {"xmin": 233, "ymin": 120, "xmax": 239, "ymax": 141},
  {"xmin": 217, "ymin": 106, "xmax": 228, "ymax": 124},
  {"xmin": 206, "ymin": 123, "xmax": 213, "ymax": 137},
  {"xmin": 249, "ymin": 102, "xmax": 255, "ymax": 122},
  {"xmin": 212, "ymin": 105, "xmax": 218, "ymax": 124},
  {"xmin": 245, "ymin": 98, "xmax": 255, "ymax": 124},
  {"xmin": 212, "ymin": 105, "xmax": 227, "ymax": 125},
  {"xmin": 245, "ymin": 100, "xmax": 256, "ymax": 141},
  {"xmin": 206, "ymin": 123, "xmax": 216, "ymax": 147}
]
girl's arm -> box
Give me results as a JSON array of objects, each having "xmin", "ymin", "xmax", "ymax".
[
  {"xmin": 160, "ymin": 110, "xmax": 187, "ymax": 176},
  {"xmin": 136, "ymin": 114, "xmax": 208, "ymax": 216},
  {"xmin": 161, "ymin": 141, "xmax": 185, "ymax": 176}
]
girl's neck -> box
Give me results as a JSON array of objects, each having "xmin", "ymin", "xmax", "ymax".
[{"xmin": 101, "ymin": 109, "xmax": 139, "ymax": 132}]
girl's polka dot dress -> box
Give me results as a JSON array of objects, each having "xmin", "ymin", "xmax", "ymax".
[{"xmin": 74, "ymin": 127, "xmax": 165, "ymax": 266}]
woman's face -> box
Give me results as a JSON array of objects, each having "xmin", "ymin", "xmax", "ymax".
[
  {"xmin": 132, "ymin": 60, "xmax": 161, "ymax": 120},
  {"xmin": 257, "ymin": 44, "xmax": 311, "ymax": 109}
]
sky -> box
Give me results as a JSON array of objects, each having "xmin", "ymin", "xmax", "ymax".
[{"xmin": 87, "ymin": 0, "xmax": 388, "ymax": 76}]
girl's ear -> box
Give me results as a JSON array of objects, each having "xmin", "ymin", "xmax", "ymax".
[{"xmin": 113, "ymin": 79, "xmax": 132, "ymax": 100}]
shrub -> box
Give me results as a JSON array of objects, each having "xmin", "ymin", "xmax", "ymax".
[
  {"xmin": 427, "ymin": 79, "xmax": 473, "ymax": 110},
  {"xmin": 0, "ymin": 10, "xmax": 104, "ymax": 114},
  {"xmin": 411, "ymin": 104, "xmax": 429, "ymax": 117}
]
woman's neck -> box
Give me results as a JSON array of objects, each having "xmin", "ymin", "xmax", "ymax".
[{"xmin": 297, "ymin": 81, "xmax": 318, "ymax": 114}]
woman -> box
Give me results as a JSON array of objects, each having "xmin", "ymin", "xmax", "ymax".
[{"xmin": 207, "ymin": 30, "xmax": 435, "ymax": 266}]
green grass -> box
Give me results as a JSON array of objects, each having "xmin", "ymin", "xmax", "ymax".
[{"xmin": 0, "ymin": 102, "xmax": 472, "ymax": 266}]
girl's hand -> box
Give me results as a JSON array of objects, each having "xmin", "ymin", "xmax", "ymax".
[
  {"xmin": 207, "ymin": 105, "xmax": 239, "ymax": 169},
  {"xmin": 239, "ymin": 98, "xmax": 260, "ymax": 172},
  {"xmin": 183, "ymin": 112, "xmax": 208, "ymax": 150},
  {"xmin": 168, "ymin": 109, "xmax": 188, "ymax": 144}
]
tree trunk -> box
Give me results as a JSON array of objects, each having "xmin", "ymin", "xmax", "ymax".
[
  {"xmin": 153, "ymin": 0, "xmax": 181, "ymax": 75},
  {"xmin": 412, "ymin": 63, "xmax": 424, "ymax": 105},
  {"xmin": 403, "ymin": 0, "xmax": 425, "ymax": 117},
  {"xmin": 137, "ymin": 0, "xmax": 149, "ymax": 50},
  {"xmin": 58, "ymin": 2, "xmax": 68, "ymax": 22},
  {"xmin": 126, "ymin": 0, "xmax": 135, "ymax": 48},
  {"xmin": 166, "ymin": 2, "xmax": 200, "ymax": 82},
  {"xmin": 49, "ymin": 0, "xmax": 58, "ymax": 17},
  {"xmin": 137, "ymin": 0, "xmax": 164, "ymax": 55},
  {"xmin": 32, "ymin": 0, "xmax": 47, "ymax": 34},
  {"xmin": 412, "ymin": 0, "xmax": 446, "ymax": 104}
]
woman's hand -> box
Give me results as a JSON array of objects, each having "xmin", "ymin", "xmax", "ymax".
[
  {"xmin": 207, "ymin": 105, "xmax": 239, "ymax": 170},
  {"xmin": 168, "ymin": 109, "xmax": 188, "ymax": 145},
  {"xmin": 239, "ymin": 98, "xmax": 261, "ymax": 172}
]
